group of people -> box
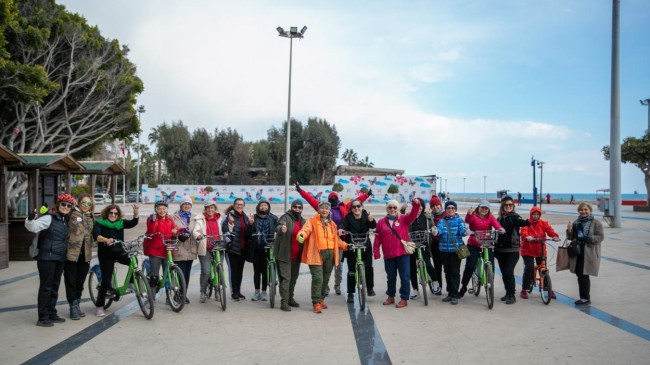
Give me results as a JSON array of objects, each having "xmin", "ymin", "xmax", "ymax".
[{"xmin": 25, "ymin": 188, "xmax": 604, "ymax": 325}]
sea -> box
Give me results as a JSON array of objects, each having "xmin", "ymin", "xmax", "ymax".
[{"xmin": 447, "ymin": 192, "xmax": 647, "ymax": 202}]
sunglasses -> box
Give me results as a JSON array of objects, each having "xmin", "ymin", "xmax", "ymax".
[
  {"xmin": 387, "ymin": 206, "xmax": 398, "ymax": 210},
  {"xmin": 108, "ymin": 211, "xmax": 119, "ymax": 216},
  {"xmin": 351, "ymin": 205, "xmax": 362, "ymax": 209},
  {"xmin": 503, "ymin": 203, "xmax": 514, "ymax": 207},
  {"xmin": 59, "ymin": 202, "xmax": 73, "ymax": 208},
  {"xmin": 292, "ymin": 206, "xmax": 303, "ymax": 210},
  {"xmin": 80, "ymin": 201, "xmax": 93, "ymax": 207}
]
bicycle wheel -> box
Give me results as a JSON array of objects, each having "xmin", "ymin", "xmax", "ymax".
[
  {"xmin": 166, "ymin": 265, "xmax": 186, "ymax": 312},
  {"xmin": 485, "ymin": 262, "xmax": 494, "ymax": 310},
  {"xmin": 471, "ymin": 261, "xmax": 481, "ymax": 296},
  {"xmin": 134, "ymin": 271, "xmax": 154, "ymax": 319},
  {"xmin": 357, "ymin": 263, "xmax": 367, "ymax": 311},
  {"xmin": 417, "ymin": 260, "xmax": 428, "ymax": 306},
  {"xmin": 217, "ymin": 263, "xmax": 227, "ymax": 311},
  {"xmin": 540, "ymin": 272, "xmax": 552, "ymax": 305},
  {"xmin": 87, "ymin": 267, "xmax": 100, "ymax": 307},
  {"xmin": 269, "ymin": 262, "xmax": 277, "ymax": 309}
]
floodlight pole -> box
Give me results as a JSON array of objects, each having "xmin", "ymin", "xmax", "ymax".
[{"xmin": 136, "ymin": 105, "xmax": 145, "ymax": 204}]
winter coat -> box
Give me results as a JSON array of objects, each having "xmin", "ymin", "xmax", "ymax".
[
  {"xmin": 465, "ymin": 213, "xmax": 502, "ymax": 248},
  {"xmin": 67, "ymin": 208, "xmax": 94, "ymax": 262},
  {"xmin": 436, "ymin": 213, "xmax": 467, "ymax": 253},
  {"xmin": 221, "ymin": 210, "xmax": 253, "ymax": 257},
  {"xmin": 25, "ymin": 213, "xmax": 69, "ymax": 262},
  {"xmin": 93, "ymin": 218, "xmax": 140, "ymax": 256},
  {"xmin": 567, "ymin": 217, "xmax": 604, "ymax": 276},
  {"xmin": 248, "ymin": 212, "xmax": 279, "ymax": 262},
  {"xmin": 373, "ymin": 199, "xmax": 420, "ymax": 260},
  {"xmin": 171, "ymin": 211, "xmax": 198, "ymax": 261},
  {"xmin": 193, "ymin": 213, "xmax": 223, "ymax": 256},
  {"xmin": 298, "ymin": 215, "xmax": 347, "ymax": 266},
  {"xmin": 275, "ymin": 211, "xmax": 306, "ymax": 263},
  {"xmin": 339, "ymin": 209, "xmax": 377, "ymax": 248},
  {"xmin": 144, "ymin": 215, "xmax": 176, "ymax": 258},
  {"xmin": 496, "ymin": 212, "xmax": 530, "ymax": 253},
  {"xmin": 519, "ymin": 207, "xmax": 559, "ymax": 257},
  {"xmin": 298, "ymin": 189, "xmax": 370, "ymax": 224}
]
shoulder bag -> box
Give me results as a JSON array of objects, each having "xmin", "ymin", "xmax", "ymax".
[
  {"xmin": 445, "ymin": 220, "xmax": 469, "ymax": 259},
  {"xmin": 386, "ymin": 219, "xmax": 416, "ymax": 255},
  {"xmin": 556, "ymin": 239, "xmax": 570, "ymax": 271}
]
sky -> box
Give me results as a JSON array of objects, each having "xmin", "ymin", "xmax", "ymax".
[{"xmin": 57, "ymin": 0, "xmax": 650, "ymax": 195}]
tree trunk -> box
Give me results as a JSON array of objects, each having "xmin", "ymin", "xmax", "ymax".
[{"xmin": 645, "ymin": 172, "xmax": 650, "ymax": 206}]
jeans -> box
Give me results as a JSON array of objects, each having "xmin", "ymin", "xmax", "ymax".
[
  {"xmin": 37, "ymin": 260, "xmax": 65, "ymax": 321},
  {"xmin": 334, "ymin": 249, "xmax": 343, "ymax": 289},
  {"xmin": 441, "ymin": 252, "xmax": 461, "ymax": 298},
  {"xmin": 64, "ymin": 257, "xmax": 90, "ymax": 304},
  {"xmin": 174, "ymin": 260, "xmax": 193, "ymax": 289},
  {"xmin": 494, "ymin": 251, "xmax": 520, "ymax": 296},
  {"xmin": 309, "ymin": 249, "xmax": 335, "ymax": 303},
  {"xmin": 522, "ymin": 256, "xmax": 542, "ymax": 291},
  {"xmin": 226, "ymin": 253, "xmax": 246, "ymax": 296},
  {"xmin": 198, "ymin": 253, "xmax": 213, "ymax": 294},
  {"xmin": 383, "ymin": 254, "xmax": 410, "ymax": 301}
]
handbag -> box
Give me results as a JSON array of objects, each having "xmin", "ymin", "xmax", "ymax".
[
  {"xmin": 386, "ymin": 220, "xmax": 416, "ymax": 255},
  {"xmin": 445, "ymin": 220, "xmax": 470, "ymax": 259},
  {"xmin": 567, "ymin": 240, "xmax": 581, "ymax": 257},
  {"xmin": 556, "ymin": 240, "xmax": 570, "ymax": 271}
]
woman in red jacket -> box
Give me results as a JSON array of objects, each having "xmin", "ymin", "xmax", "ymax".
[
  {"xmin": 144, "ymin": 201, "xmax": 177, "ymax": 291},
  {"xmin": 519, "ymin": 206, "xmax": 560, "ymax": 299}
]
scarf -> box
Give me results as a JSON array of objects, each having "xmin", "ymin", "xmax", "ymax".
[
  {"xmin": 96, "ymin": 218, "xmax": 124, "ymax": 230},
  {"xmin": 288, "ymin": 210, "xmax": 302, "ymax": 221},
  {"xmin": 574, "ymin": 215, "xmax": 593, "ymax": 240},
  {"xmin": 179, "ymin": 211, "xmax": 192, "ymax": 225}
]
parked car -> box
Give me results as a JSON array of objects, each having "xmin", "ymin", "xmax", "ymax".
[
  {"xmin": 128, "ymin": 191, "xmax": 141, "ymax": 202},
  {"xmin": 93, "ymin": 194, "xmax": 106, "ymax": 205}
]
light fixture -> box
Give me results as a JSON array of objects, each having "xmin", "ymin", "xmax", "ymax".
[{"xmin": 276, "ymin": 26, "xmax": 285, "ymax": 35}]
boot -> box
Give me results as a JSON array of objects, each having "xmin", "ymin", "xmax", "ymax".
[
  {"xmin": 75, "ymin": 299, "xmax": 86, "ymax": 317},
  {"xmin": 149, "ymin": 276, "xmax": 160, "ymax": 295},
  {"xmin": 69, "ymin": 303, "xmax": 80, "ymax": 320},
  {"xmin": 288, "ymin": 298, "xmax": 300, "ymax": 308},
  {"xmin": 280, "ymin": 300, "xmax": 291, "ymax": 312}
]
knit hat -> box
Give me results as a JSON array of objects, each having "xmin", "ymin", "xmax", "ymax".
[
  {"xmin": 501, "ymin": 195, "xmax": 514, "ymax": 203},
  {"xmin": 327, "ymin": 192, "xmax": 339, "ymax": 200},
  {"xmin": 180, "ymin": 196, "xmax": 193, "ymax": 207},
  {"xmin": 291, "ymin": 200, "xmax": 303, "ymax": 208},
  {"xmin": 204, "ymin": 201, "xmax": 217, "ymax": 209},
  {"xmin": 478, "ymin": 200, "xmax": 490, "ymax": 208},
  {"xmin": 430, "ymin": 196, "xmax": 442, "ymax": 207},
  {"xmin": 318, "ymin": 201, "xmax": 331, "ymax": 209},
  {"xmin": 386, "ymin": 200, "xmax": 399, "ymax": 208},
  {"xmin": 445, "ymin": 200, "xmax": 457, "ymax": 209}
]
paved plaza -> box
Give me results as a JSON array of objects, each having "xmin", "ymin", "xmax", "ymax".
[{"xmin": 1, "ymin": 201, "xmax": 649, "ymax": 364}]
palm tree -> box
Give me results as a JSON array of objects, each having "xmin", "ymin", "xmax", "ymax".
[
  {"xmin": 148, "ymin": 126, "xmax": 163, "ymax": 182},
  {"xmin": 358, "ymin": 156, "xmax": 374, "ymax": 167},
  {"xmin": 341, "ymin": 148, "xmax": 358, "ymax": 166}
]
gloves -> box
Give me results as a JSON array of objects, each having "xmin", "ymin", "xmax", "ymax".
[
  {"xmin": 39, "ymin": 203, "xmax": 48, "ymax": 215},
  {"xmin": 367, "ymin": 189, "xmax": 373, "ymax": 196},
  {"xmin": 297, "ymin": 234, "xmax": 304, "ymax": 244},
  {"xmin": 295, "ymin": 182, "xmax": 302, "ymax": 192},
  {"xmin": 28, "ymin": 210, "xmax": 37, "ymax": 220},
  {"xmin": 149, "ymin": 214, "xmax": 156, "ymax": 223}
]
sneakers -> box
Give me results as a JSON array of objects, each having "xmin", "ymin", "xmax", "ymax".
[
  {"xmin": 50, "ymin": 314, "xmax": 65, "ymax": 323},
  {"xmin": 574, "ymin": 299, "xmax": 591, "ymax": 305},
  {"xmin": 335, "ymin": 285, "xmax": 341, "ymax": 295},
  {"xmin": 459, "ymin": 286, "xmax": 467, "ymax": 298},
  {"xmin": 367, "ymin": 289, "xmax": 376, "ymax": 297},
  {"xmin": 260, "ymin": 291, "xmax": 267, "ymax": 301},
  {"xmin": 313, "ymin": 302, "xmax": 322, "ymax": 313},
  {"xmin": 442, "ymin": 295, "xmax": 452, "ymax": 302},
  {"xmin": 231, "ymin": 294, "xmax": 240, "ymax": 302},
  {"xmin": 95, "ymin": 307, "xmax": 105, "ymax": 317},
  {"xmin": 451, "ymin": 298, "xmax": 459, "ymax": 305},
  {"xmin": 69, "ymin": 304, "xmax": 80, "ymax": 320},
  {"xmin": 36, "ymin": 320, "xmax": 53, "ymax": 327},
  {"xmin": 319, "ymin": 299, "xmax": 328, "ymax": 309},
  {"xmin": 288, "ymin": 298, "xmax": 300, "ymax": 308},
  {"xmin": 500, "ymin": 295, "xmax": 508, "ymax": 302},
  {"xmin": 383, "ymin": 296, "xmax": 395, "ymax": 305},
  {"xmin": 520, "ymin": 290, "xmax": 529, "ymax": 299},
  {"xmin": 396, "ymin": 299, "xmax": 408, "ymax": 308},
  {"xmin": 347, "ymin": 294, "xmax": 354, "ymax": 303},
  {"xmin": 551, "ymin": 291, "xmax": 557, "ymax": 299},
  {"xmin": 200, "ymin": 293, "xmax": 207, "ymax": 303},
  {"xmin": 505, "ymin": 295, "xmax": 516, "ymax": 304},
  {"xmin": 433, "ymin": 284, "xmax": 442, "ymax": 295},
  {"xmin": 410, "ymin": 290, "xmax": 419, "ymax": 300},
  {"xmin": 74, "ymin": 299, "xmax": 85, "ymax": 317},
  {"xmin": 238, "ymin": 293, "xmax": 246, "ymax": 300},
  {"xmin": 251, "ymin": 291, "xmax": 262, "ymax": 301}
]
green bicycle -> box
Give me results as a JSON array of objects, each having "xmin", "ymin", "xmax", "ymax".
[
  {"xmin": 205, "ymin": 234, "xmax": 229, "ymax": 311},
  {"xmin": 142, "ymin": 233, "xmax": 187, "ymax": 312},
  {"xmin": 343, "ymin": 230, "xmax": 371, "ymax": 310},
  {"xmin": 87, "ymin": 235, "xmax": 155, "ymax": 319},
  {"xmin": 253, "ymin": 232, "xmax": 279, "ymax": 309},
  {"xmin": 409, "ymin": 230, "xmax": 435, "ymax": 306},
  {"xmin": 469, "ymin": 230, "xmax": 497, "ymax": 309}
]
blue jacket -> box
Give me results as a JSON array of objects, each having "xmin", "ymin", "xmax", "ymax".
[{"xmin": 436, "ymin": 214, "xmax": 467, "ymax": 253}]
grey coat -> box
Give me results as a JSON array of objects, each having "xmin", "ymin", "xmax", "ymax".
[{"xmin": 568, "ymin": 218, "xmax": 604, "ymax": 276}]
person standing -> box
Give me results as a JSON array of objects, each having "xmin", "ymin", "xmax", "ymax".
[
  {"xmin": 401, "ymin": 198, "xmax": 437, "ymax": 300},
  {"xmin": 64, "ymin": 193, "xmax": 95, "ymax": 320},
  {"xmin": 297, "ymin": 201, "xmax": 348, "ymax": 314},
  {"xmin": 495, "ymin": 196, "xmax": 530, "ymax": 304},
  {"xmin": 193, "ymin": 201, "xmax": 223, "ymax": 303},
  {"xmin": 25, "ymin": 194, "xmax": 76, "ymax": 327},
  {"xmin": 460, "ymin": 200, "xmax": 503, "ymax": 298},
  {"xmin": 566, "ymin": 203, "xmax": 604, "ymax": 305},
  {"xmin": 144, "ymin": 201, "xmax": 177, "ymax": 295},
  {"xmin": 428, "ymin": 196, "xmax": 445, "ymax": 294},
  {"xmin": 338, "ymin": 199, "xmax": 377, "ymax": 303},
  {"xmin": 275, "ymin": 200, "xmax": 306, "ymax": 311},
  {"xmin": 222, "ymin": 198, "xmax": 252, "ymax": 301},
  {"xmin": 93, "ymin": 204, "xmax": 140, "ymax": 316},
  {"xmin": 434, "ymin": 201, "xmax": 467, "ymax": 305},
  {"xmin": 517, "ymin": 192, "xmax": 522, "ymax": 206},
  {"xmin": 546, "ymin": 194, "xmax": 551, "ymax": 204},
  {"xmin": 295, "ymin": 182, "xmax": 370, "ymax": 296},
  {"xmin": 170, "ymin": 197, "xmax": 197, "ymax": 304},
  {"xmin": 520, "ymin": 206, "xmax": 560, "ymax": 299},
  {"xmin": 248, "ymin": 200, "xmax": 278, "ymax": 302},
  {"xmin": 373, "ymin": 199, "xmax": 421, "ymax": 308}
]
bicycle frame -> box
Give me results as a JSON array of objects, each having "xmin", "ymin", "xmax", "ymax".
[
  {"xmin": 409, "ymin": 230, "xmax": 432, "ymax": 306},
  {"xmin": 471, "ymin": 230, "xmax": 498, "ymax": 309},
  {"xmin": 254, "ymin": 232, "xmax": 279, "ymax": 308},
  {"xmin": 527, "ymin": 237, "xmax": 554, "ymax": 304},
  {"xmin": 343, "ymin": 230, "xmax": 371, "ymax": 310}
]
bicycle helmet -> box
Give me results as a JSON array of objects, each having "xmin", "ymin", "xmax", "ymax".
[
  {"xmin": 57, "ymin": 194, "xmax": 76, "ymax": 205},
  {"xmin": 154, "ymin": 201, "xmax": 169, "ymax": 208},
  {"xmin": 178, "ymin": 229, "xmax": 191, "ymax": 242}
]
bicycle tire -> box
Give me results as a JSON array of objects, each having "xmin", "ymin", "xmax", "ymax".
[
  {"xmin": 134, "ymin": 271, "xmax": 154, "ymax": 319},
  {"xmin": 485, "ymin": 262, "xmax": 494, "ymax": 310},
  {"xmin": 540, "ymin": 272, "xmax": 552, "ymax": 305},
  {"xmin": 217, "ymin": 263, "xmax": 227, "ymax": 311},
  {"xmin": 417, "ymin": 260, "xmax": 428, "ymax": 306},
  {"xmin": 471, "ymin": 262, "xmax": 481, "ymax": 296},
  {"xmin": 87, "ymin": 267, "xmax": 100, "ymax": 307},
  {"xmin": 166, "ymin": 265, "xmax": 186, "ymax": 312},
  {"xmin": 357, "ymin": 263, "xmax": 367, "ymax": 311},
  {"xmin": 269, "ymin": 262, "xmax": 277, "ymax": 309}
]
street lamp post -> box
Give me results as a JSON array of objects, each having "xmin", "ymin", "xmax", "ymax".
[
  {"xmin": 537, "ymin": 161, "xmax": 545, "ymax": 210},
  {"xmin": 277, "ymin": 26, "xmax": 307, "ymax": 211},
  {"xmin": 531, "ymin": 156, "xmax": 538, "ymax": 207},
  {"xmin": 463, "ymin": 177, "xmax": 466, "ymax": 202},
  {"xmin": 444, "ymin": 179, "xmax": 448, "ymax": 196},
  {"xmin": 136, "ymin": 105, "xmax": 146, "ymax": 204},
  {"xmin": 483, "ymin": 176, "xmax": 487, "ymax": 199},
  {"xmin": 641, "ymin": 98, "xmax": 650, "ymax": 131}
]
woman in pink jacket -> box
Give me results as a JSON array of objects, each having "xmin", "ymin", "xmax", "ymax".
[
  {"xmin": 373, "ymin": 199, "xmax": 420, "ymax": 308},
  {"xmin": 460, "ymin": 200, "xmax": 504, "ymax": 297}
]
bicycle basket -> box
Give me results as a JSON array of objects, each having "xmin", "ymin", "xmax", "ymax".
[
  {"xmin": 473, "ymin": 230, "xmax": 497, "ymax": 248},
  {"xmin": 206, "ymin": 235, "xmax": 229, "ymax": 251},
  {"xmin": 346, "ymin": 232, "xmax": 369, "ymax": 247},
  {"xmin": 408, "ymin": 230, "xmax": 430, "ymax": 246}
]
